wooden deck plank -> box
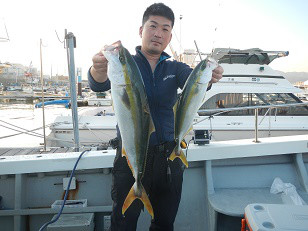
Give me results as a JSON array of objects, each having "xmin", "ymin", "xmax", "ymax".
[
  {"xmin": 38, "ymin": 147, "xmax": 58, "ymax": 155},
  {"xmin": 16, "ymin": 148, "xmax": 39, "ymax": 156},
  {"xmin": 2, "ymin": 148, "xmax": 23, "ymax": 156},
  {"xmin": 26, "ymin": 148, "xmax": 44, "ymax": 155},
  {"xmin": 0, "ymin": 147, "xmax": 90, "ymax": 156},
  {"xmin": 0, "ymin": 148, "xmax": 11, "ymax": 156},
  {"xmin": 53, "ymin": 147, "xmax": 70, "ymax": 153},
  {"xmin": 48, "ymin": 148, "xmax": 59, "ymax": 154},
  {"xmin": 0, "ymin": 147, "xmax": 60, "ymax": 156}
]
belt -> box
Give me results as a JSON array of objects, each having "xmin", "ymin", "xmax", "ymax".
[
  {"xmin": 110, "ymin": 137, "xmax": 176, "ymax": 158},
  {"xmin": 152, "ymin": 141, "xmax": 176, "ymax": 157},
  {"xmin": 152, "ymin": 141, "xmax": 177, "ymax": 184}
]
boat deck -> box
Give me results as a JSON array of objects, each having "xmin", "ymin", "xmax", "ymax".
[{"xmin": 0, "ymin": 135, "xmax": 307, "ymax": 231}]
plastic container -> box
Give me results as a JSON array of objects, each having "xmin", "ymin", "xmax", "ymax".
[
  {"xmin": 51, "ymin": 199, "xmax": 87, "ymax": 209},
  {"xmin": 244, "ymin": 203, "xmax": 308, "ymax": 231},
  {"xmin": 47, "ymin": 213, "xmax": 94, "ymax": 231}
]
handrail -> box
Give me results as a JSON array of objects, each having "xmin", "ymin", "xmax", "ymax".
[
  {"xmin": 197, "ymin": 102, "xmax": 308, "ymax": 143},
  {"xmin": 198, "ymin": 102, "xmax": 308, "ymax": 114}
]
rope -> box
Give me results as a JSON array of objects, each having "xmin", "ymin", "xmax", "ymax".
[
  {"xmin": 0, "ymin": 119, "xmax": 46, "ymax": 137},
  {"xmin": 0, "ymin": 124, "xmax": 44, "ymax": 139}
]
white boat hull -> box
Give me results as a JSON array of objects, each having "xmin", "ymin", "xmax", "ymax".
[
  {"xmin": 48, "ymin": 114, "xmax": 308, "ymax": 147},
  {"xmin": 49, "ymin": 128, "xmax": 116, "ymax": 147}
]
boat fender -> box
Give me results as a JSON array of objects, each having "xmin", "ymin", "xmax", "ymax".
[{"xmin": 109, "ymin": 137, "xmax": 120, "ymax": 149}]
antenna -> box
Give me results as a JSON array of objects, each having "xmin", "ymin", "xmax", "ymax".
[
  {"xmin": 0, "ymin": 18, "xmax": 10, "ymax": 42},
  {"xmin": 211, "ymin": 0, "xmax": 222, "ymax": 56},
  {"xmin": 194, "ymin": 40, "xmax": 202, "ymax": 61},
  {"xmin": 179, "ymin": 14, "xmax": 183, "ymax": 55}
]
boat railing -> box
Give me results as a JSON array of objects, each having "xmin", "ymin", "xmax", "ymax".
[{"xmin": 197, "ymin": 102, "xmax": 308, "ymax": 142}]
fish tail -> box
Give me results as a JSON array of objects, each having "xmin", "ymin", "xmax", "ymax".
[
  {"xmin": 122, "ymin": 182, "xmax": 154, "ymax": 219},
  {"xmin": 169, "ymin": 148, "xmax": 189, "ymax": 168}
]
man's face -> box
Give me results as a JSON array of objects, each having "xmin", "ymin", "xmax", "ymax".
[{"xmin": 139, "ymin": 15, "xmax": 172, "ymax": 55}]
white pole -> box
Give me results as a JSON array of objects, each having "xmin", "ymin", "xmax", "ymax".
[{"xmin": 40, "ymin": 38, "xmax": 47, "ymax": 151}]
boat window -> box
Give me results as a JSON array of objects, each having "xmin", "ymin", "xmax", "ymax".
[
  {"xmin": 213, "ymin": 48, "xmax": 288, "ymax": 65},
  {"xmin": 218, "ymin": 53, "xmax": 277, "ymax": 65},
  {"xmin": 284, "ymin": 93, "xmax": 308, "ymax": 115},
  {"xmin": 199, "ymin": 93, "xmax": 308, "ymax": 116}
]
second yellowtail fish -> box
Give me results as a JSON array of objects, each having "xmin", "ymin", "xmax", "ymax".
[{"xmin": 170, "ymin": 58, "xmax": 218, "ymax": 167}]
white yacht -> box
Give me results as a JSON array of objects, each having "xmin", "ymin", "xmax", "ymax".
[
  {"xmin": 48, "ymin": 106, "xmax": 116, "ymax": 147},
  {"xmin": 194, "ymin": 48, "xmax": 308, "ymax": 141},
  {"xmin": 86, "ymin": 92, "xmax": 112, "ymax": 106},
  {"xmin": 48, "ymin": 48, "xmax": 308, "ymax": 147}
]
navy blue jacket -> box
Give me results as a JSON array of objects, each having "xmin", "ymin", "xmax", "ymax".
[{"xmin": 88, "ymin": 46, "xmax": 193, "ymax": 145}]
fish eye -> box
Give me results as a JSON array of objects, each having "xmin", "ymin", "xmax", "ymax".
[
  {"xmin": 201, "ymin": 61, "xmax": 207, "ymax": 70},
  {"xmin": 119, "ymin": 56, "xmax": 125, "ymax": 64}
]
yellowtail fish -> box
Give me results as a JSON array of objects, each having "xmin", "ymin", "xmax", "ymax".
[
  {"xmin": 170, "ymin": 58, "xmax": 218, "ymax": 168},
  {"xmin": 102, "ymin": 41, "xmax": 155, "ymax": 218}
]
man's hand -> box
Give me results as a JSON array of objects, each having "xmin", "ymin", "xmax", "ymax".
[
  {"xmin": 90, "ymin": 52, "xmax": 108, "ymax": 83},
  {"xmin": 210, "ymin": 65, "xmax": 224, "ymax": 84}
]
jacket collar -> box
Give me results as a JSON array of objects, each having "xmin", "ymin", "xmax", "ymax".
[{"xmin": 135, "ymin": 46, "xmax": 171, "ymax": 61}]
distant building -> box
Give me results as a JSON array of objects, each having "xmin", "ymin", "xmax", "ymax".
[
  {"xmin": 179, "ymin": 49, "xmax": 197, "ymax": 67},
  {"xmin": 294, "ymin": 81, "xmax": 308, "ymax": 89},
  {"xmin": 1, "ymin": 63, "xmax": 27, "ymax": 76},
  {"xmin": 294, "ymin": 81, "xmax": 305, "ymax": 88},
  {"xmin": 51, "ymin": 75, "xmax": 69, "ymax": 81},
  {"xmin": 0, "ymin": 63, "xmax": 68, "ymax": 87}
]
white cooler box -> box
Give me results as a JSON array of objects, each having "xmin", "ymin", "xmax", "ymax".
[{"xmin": 244, "ymin": 203, "xmax": 308, "ymax": 231}]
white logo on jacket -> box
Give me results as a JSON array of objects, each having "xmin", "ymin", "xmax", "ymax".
[{"xmin": 163, "ymin": 75, "xmax": 175, "ymax": 81}]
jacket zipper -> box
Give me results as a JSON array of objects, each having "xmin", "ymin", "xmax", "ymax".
[{"xmin": 138, "ymin": 50, "xmax": 169, "ymax": 143}]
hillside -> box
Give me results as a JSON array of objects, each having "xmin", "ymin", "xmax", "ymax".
[{"xmin": 275, "ymin": 71, "xmax": 308, "ymax": 84}]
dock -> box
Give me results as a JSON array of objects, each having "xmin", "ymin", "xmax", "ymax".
[
  {"xmin": 0, "ymin": 147, "xmax": 98, "ymax": 157},
  {"xmin": 0, "ymin": 95, "xmax": 89, "ymax": 107},
  {"xmin": 0, "ymin": 95, "xmax": 70, "ymax": 100}
]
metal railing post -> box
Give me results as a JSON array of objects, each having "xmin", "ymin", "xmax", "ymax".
[
  {"xmin": 39, "ymin": 39, "xmax": 47, "ymax": 151},
  {"xmin": 65, "ymin": 30, "xmax": 80, "ymax": 151},
  {"xmin": 253, "ymin": 108, "xmax": 260, "ymax": 143}
]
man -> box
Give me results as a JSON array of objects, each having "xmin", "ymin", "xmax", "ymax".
[{"xmin": 88, "ymin": 3, "xmax": 223, "ymax": 230}]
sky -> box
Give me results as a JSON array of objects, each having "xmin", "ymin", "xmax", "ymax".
[{"xmin": 1, "ymin": 0, "xmax": 308, "ymax": 80}]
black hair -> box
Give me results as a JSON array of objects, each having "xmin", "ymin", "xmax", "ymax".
[{"xmin": 142, "ymin": 3, "xmax": 175, "ymax": 28}]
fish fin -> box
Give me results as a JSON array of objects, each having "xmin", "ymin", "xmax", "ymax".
[
  {"xmin": 149, "ymin": 118, "xmax": 155, "ymax": 134},
  {"xmin": 144, "ymin": 104, "xmax": 155, "ymax": 134},
  {"xmin": 143, "ymin": 103, "xmax": 155, "ymax": 139},
  {"xmin": 173, "ymin": 100, "xmax": 179, "ymax": 122},
  {"xmin": 122, "ymin": 148, "xmax": 135, "ymax": 177},
  {"xmin": 121, "ymin": 89, "xmax": 131, "ymax": 109},
  {"xmin": 169, "ymin": 149, "xmax": 188, "ymax": 168},
  {"xmin": 127, "ymin": 159, "xmax": 135, "ymax": 177},
  {"xmin": 122, "ymin": 182, "xmax": 154, "ymax": 219},
  {"xmin": 121, "ymin": 147, "xmax": 126, "ymax": 157},
  {"xmin": 122, "ymin": 183, "xmax": 137, "ymax": 216},
  {"xmin": 144, "ymin": 104, "xmax": 150, "ymax": 114},
  {"xmin": 140, "ymin": 184, "xmax": 154, "ymax": 219}
]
